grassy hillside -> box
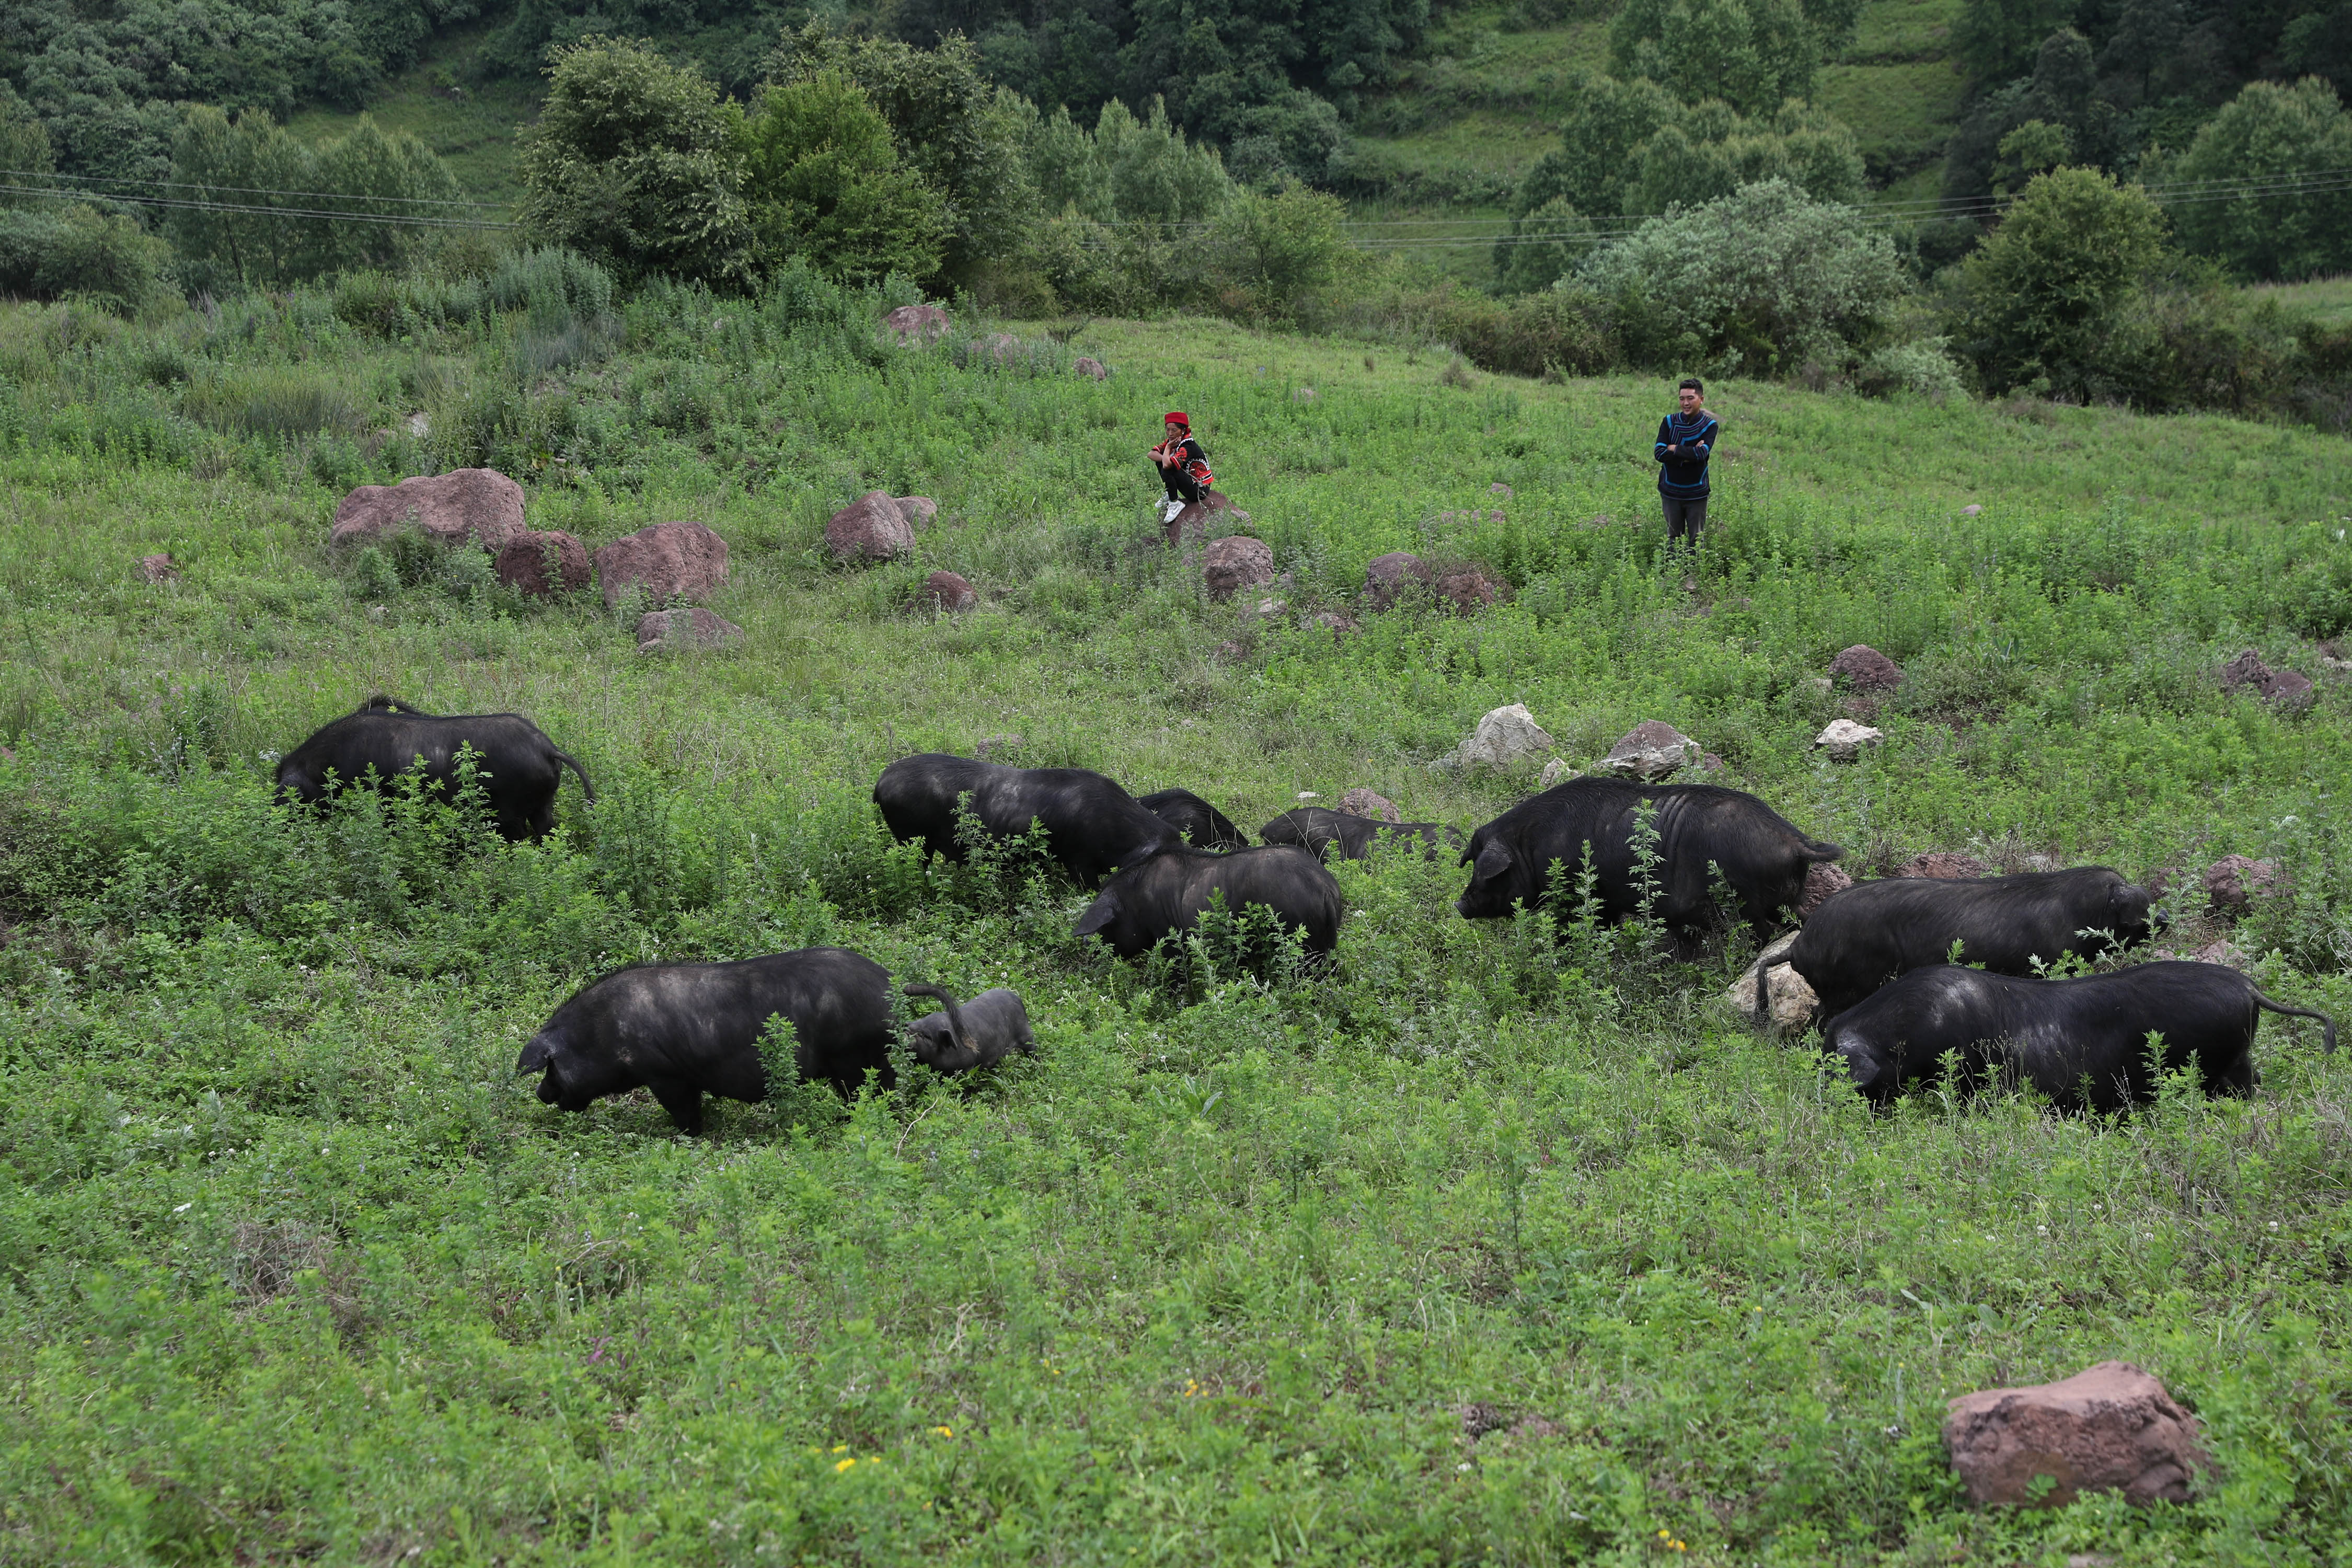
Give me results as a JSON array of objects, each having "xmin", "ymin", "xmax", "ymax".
[{"xmin": 3, "ymin": 284, "xmax": 2350, "ymax": 1563}]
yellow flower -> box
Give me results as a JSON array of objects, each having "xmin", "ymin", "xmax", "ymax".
[
  {"xmin": 931, "ymin": 1426, "xmax": 953, "ymax": 1437},
  {"xmin": 834, "ymin": 1458, "xmax": 857, "ymax": 1473},
  {"xmin": 831, "ymin": 1444, "xmax": 848, "ymax": 1454},
  {"xmin": 1658, "ymin": 1530, "xmax": 1670, "ymax": 1539}
]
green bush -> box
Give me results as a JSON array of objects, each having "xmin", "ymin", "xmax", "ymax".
[
  {"xmin": 740, "ymin": 74, "xmax": 950, "ymax": 286},
  {"xmin": 0, "ymin": 202, "xmax": 169, "ymax": 314},
  {"xmin": 2164, "ymin": 77, "xmax": 2352, "ymax": 283},
  {"xmin": 1953, "ymin": 166, "xmax": 2167, "ymax": 399},
  {"xmin": 1607, "ymin": 0, "xmax": 1855, "ymax": 115},
  {"xmin": 1435, "ymin": 286, "xmax": 1622, "ymax": 376}
]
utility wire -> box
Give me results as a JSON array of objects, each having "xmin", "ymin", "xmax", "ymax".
[
  {"xmin": 0, "ymin": 182, "xmax": 514, "ymax": 229},
  {"xmin": 0, "ymin": 166, "xmax": 512, "ymax": 210}
]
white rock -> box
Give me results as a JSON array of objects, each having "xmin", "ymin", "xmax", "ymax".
[
  {"xmin": 406, "ymin": 411, "xmax": 430, "ymax": 437},
  {"xmin": 1725, "ymin": 933, "xmax": 1817, "ymax": 1031},
  {"xmin": 1601, "ymin": 720, "xmax": 1699, "ymax": 781},
  {"xmin": 1456, "ymin": 704, "xmax": 1554, "ymax": 770},
  {"xmin": 1814, "ymin": 718, "xmax": 1885, "ymax": 763},
  {"xmin": 1539, "ymin": 757, "xmax": 1574, "ymax": 788}
]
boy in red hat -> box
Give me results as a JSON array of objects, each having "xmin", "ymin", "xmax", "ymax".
[{"xmin": 1150, "ymin": 412, "xmax": 1214, "ymax": 525}]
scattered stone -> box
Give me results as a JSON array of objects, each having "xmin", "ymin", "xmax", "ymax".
[
  {"xmin": 1830, "ymin": 644, "xmax": 1905, "ymax": 693},
  {"xmin": 915, "ymin": 570, "xmax": 977, "ymax": 612},
  {"xmin": 1213, "ymin": 638, "xmax": 1251, "ymax": 661},
  {"xmin": 635, "ymin": 607, "xmax": 743, "ymax": 653},
  {"xmin": 1726, "ymin": 932, "xmax": 1819, "ymax": 1031},
  {"xmin": 1962, "ymin": 503, "xmax": 1983, "ymax": 516},
  {"xmin": 1202, "ymin": 535, "xmax": 1276, "ymax": 599},
  {"xmin": 1603, "ymin": 720, "xmax": 1699, "ymax": 781},
  {"xmin": 2153, "ymin": 938, "xmax": 2249, "ymax": 969},
  {"xmin": 1897, "ymin": 852, "xmax": 1991, "ymax": 880},
  {"xmin": 2322, "ymin": 653, "xmax": 2352, "ymax": 676},
  {"xmin": 137, "ymin": 552, "xmax": 179, "ymax": 584},
  {"xmin": 987, "ymin": 331, "xmax": 1023, "ymax": 364},
  {"xmin": 1459, "ymin": 1403, "xmax": 1506, "ymax": 1440},
  {"xmin": 1489, "ymin": 482, "xmax": 1514, "ymax": 498},
  {"xmin": 1813, "ymin": 718, "xmax": 1885, "ymax": 762},
  {"xmin": 1796, "ymin": 861, "xmax": 1854, "ymax": 916},
  {"xmin": 2204, "ymin": 854, "xmax": 2285, "ymax": 912},
  {"xmin": 2220, "ymin": 649, "xmax": 2316, "ymax": 712},
  {"xmin": 594, "ymin": 520, "xmax": 729, "ymax": 608},
  {"xmin": 1292, "ymin": 385, "xmax": 1317, "ymax": 402},
  {"xmin": 405, "ymin": 411, "xmax": 430, "ymax": 438},
  {"xmin": 493, "ymin": 529, "xmax": 591, "ymax": 597},
  {"xmin": 1696, "ymin": 751, "xmax": 1727, "ymax": 774},
  {"xmin": 1809, "ymin": 677, "xmax": 1835, "ymax": 693},
  {"xmin": 1340, "ymin": 788, "xmax": 1401, "ymax": 824},
  {"xmin": 1073, "ymin": 356, "xmax": 1110, "ymax": 381},
  {"xmin": 885, "ymin": 304, "xmax": 950, "ymax": 344},
  {"xmin": 1943, "ymin": 1362, "xmax": 2205, "ymax": 1509},
  {"xmin": 825, "ymin": 492, "xmax": 916, "ymax": 563},
  {"xmin": 975, "ymin": 733, "xmax": 1022, "ymax": 760},
  {"xmin": 1163, "ymin": 490, "xmax": 1250, "ymax": 545},
  {"xmin": 1311, "ymin": 610, "xmax": 1360, "ymax": 638},
  {"xmin": 1433, "ymin": 563, "xmax": 1504, "ymax": 614},
  {"xmin": 1250, "ymin": 596, "xmax": 1289, "ymax": 620},
  {"xmin": 1457, "ymin": 704, "xmax": 1554, "ymax": 770},
  {"xmin": 331, "ymin": 468, "xmax": 527, "ymax": 554},
  {"xmin": 895, "ymin": 495, "xmax": 938, "ymax": 529},
  {"xmin": 1539, "ymin": 757, "xmax": 1574, "ymax": 788},
  {"xmin": 1364, "ymin": 551, "xmax": 1433, "ymax": 609}
]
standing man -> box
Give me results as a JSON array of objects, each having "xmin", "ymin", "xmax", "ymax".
[{"xmin": 1653, "ymin": 377, "xmax": 1717, "ymax": 552}]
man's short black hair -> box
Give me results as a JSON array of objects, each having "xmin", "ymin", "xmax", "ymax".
[{"xmin": 1678, "ymin": 377, "xmax": 1703, "ymax": 394}]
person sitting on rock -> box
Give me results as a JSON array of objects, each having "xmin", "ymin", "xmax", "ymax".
[{"xmin": 1150, "ymin": 411, "xmax": 1214, "ymax": 524}]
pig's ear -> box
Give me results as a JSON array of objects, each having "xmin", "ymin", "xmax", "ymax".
[
  {"xmin": 1073, "ymin": 889, "xmax": 1120, "ymax": 937},
  {"xmin": 516, "ymin": 1035, "xmax": 556, "ymax": 1073},
  {"xmin": 1472, "ymin": 840, "xmax": 1514, "ymax": 882}
]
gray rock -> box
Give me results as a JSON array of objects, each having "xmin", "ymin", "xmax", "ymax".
[
  {"xmin": 1458, "ymin": 704, "xmax": 1554, "ymax": 770},
  {"xmin": 1726, "ymin": 932, "xmax": 1818, "ymax": 1031},
  {"xmin": 636, "ymin": 607, "xmax": 743, "ymax": 653},
  {"xmin": 1813, "ymin": 718, "xmax": 1884, "ymax": 762},
  {"xmin": 1604, "ymin": 720, "xmax": 1699, "ymax": 780},
  {"xmin": 895, "ymin": 495, "xmax": 938, "ymax": 528}
]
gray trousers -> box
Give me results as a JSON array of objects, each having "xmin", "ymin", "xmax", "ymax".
[{"xmin": 1662, "ymin": 494, "xmax": 1708, "ymax": 547}]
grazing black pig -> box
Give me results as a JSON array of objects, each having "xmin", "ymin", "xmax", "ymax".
[
  {"xmin": 515, "ymin": 947, "xmax": 895, "ymax": 1133},
  {"xmin": 277, "ymin": 696, "xmax": 593, "ymax": 840},
  {"xmin": 1259, "ymin": 805, "xmax": 1460, "ymax": 862},
  {"xmin": 1457, "ymin": 778, "xmax": 1841, "ymax": 948},
  {"xmin": 1139, "ymin": 788, "xmax": 1249, "ymax": 850},
  {"xmin": 1757, "ymin": 866, "xmax": 2155, "ymax": 1023},
  {"xmin": 901, "ymin": 983, "xmax": 1036, "ymax": 1075},
  {"xmin": 874, "ymin": 753, "xmax": 1177, "ymax": 885},
  {"xmin": 1824, "ymin": 962, "xmax": 2336, "ymax": 1112},
  {"xmin": 1074, "ymin": 845, "xmax": 1343, "ymax": 959}
]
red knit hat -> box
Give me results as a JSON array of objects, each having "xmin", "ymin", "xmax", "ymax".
[{"xmin": 1163, "ymin": 411, "xmax": 1190, "ymax": 426}]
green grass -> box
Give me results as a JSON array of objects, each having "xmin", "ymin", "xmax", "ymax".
[
  {"xmin": 2244, "ymin": 275, "xmax": 2352, "ymax": 330},
  {"xmin": 3, "ymin": 278, "xmax": 2351, "ymax": 1564},
  {"xmin": 282, "ymin": 18, "xmax": 542, "ymax": 209},
  {"xmin": 1815, "ymin": 59, "xmax": 1970, "ymax": 180}
]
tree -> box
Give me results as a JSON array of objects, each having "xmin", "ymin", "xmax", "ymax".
[
  {"xmin": 1209, "ymin": 182, "xmax": 1354, "ymax": 321},
  {"xmin": 1956, "ymin": 166, "xmax": 2167, "ymax": 397},
  {"xmin": 1608, "ymin": 0, "xmax": 1826, "ymax": 116},
  {"xmin": 2166, "ymin": 77, "xmax": 2352, "ymax": 282},
  {"xmin": 762, "ymin": 28, "xmax": 1035, "ymax": 280},
  {"xmin": 1025, "ymin": 98, "xmax": 1235, "ymax": 227},
  {"xmin": 1952, "ymin": 0, "xmax": 2081, "ymax": 85},
  {"xmin": 517, "ymin": 38, "xmax": 751, "ymax": 288},
  {"xmin": 2280, "ymin": 3, "xmax": 2352, "ymax": 98},
  {"xmin": 1575, "ymin": 178, "xmax": 1906, "ymax": 372},
  {"xmin": 739, "ymin": 73, "xmax": 950, "ymax": 284}
]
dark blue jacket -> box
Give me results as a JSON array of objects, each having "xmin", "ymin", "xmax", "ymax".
[{"xmin": 1654, "ymin": 411, "xmax": 1718, "ymax": 498}]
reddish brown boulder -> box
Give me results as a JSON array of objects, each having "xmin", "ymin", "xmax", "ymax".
[
  {"xmin": 493, "ymin": 529, "xmax": 590, "ymax": 597},
  {"xmin": 1202, "ymin": 535, "xmax": 1276, "ymax": 599},
  {"xmin": 331, "ymin": 468, "xmax": 527, "ymax": 554},
  {"xmin": 824, "ymin": 492, "xmax": 915, "ymax": 563},
  {"xmin": 138, "ymin": 552, "xmax": 180, "ymax": 584},
  {"xmin": 635, "ymin": 607, "xmax": 743, "ymax": 653},
  {"xmin": 1897, "ymin": 851, "xmax": 1990, "ymax": 880},
  {"xmin": 1074, "ymin": 356, "xmax": 1110, "ymax": 381},
  {"xmin": 594, "ymin": 521, "xmax": 729, "ymax": 608},
  {"xmin": 1434, "ymin": 563, "xmax": 1504, "ymax": 613},
  {"xmin": 1340, "ymin": 788, "xmax": 1401, "ymax": 823},
  {"xmin": 1795, "ymin": 861, "xmax": 1853, "ymax": 917},
  {"xmin": 884, "ymin": 304, "xmax": 949, "ymax": 344},
  {"xmin": 2204, "ymin": 854, "xmax": 2286, "ymax": 912},
  {"xmin": 1314, "ymin": 610, "xmax": 1361, "ymax": 639},
  {"xmin": 1489, "ymin": 482, "xmax": 1515, "ymax": 498},
  {"xmin": 895, "ymin": 496, "xmax": 938, "ymax": 529},
  {"xmin": 1830, "ymin": 644, "xmax": 1905, "ymax": 692},
  {"xmin": 1944, "ymin": 1362, "xmax": 2205, "ymax": 1508},
  {"xmin": 916, "ymin": 571, "xmax": 977, "ymax": 612},
  {"xmin": 1603, "ymin": 721, "xmax": 1699, "ymax": 780},
  {"xmin": 1364, "ymin": 551, "xmax": 1432, "ymax": 609}
]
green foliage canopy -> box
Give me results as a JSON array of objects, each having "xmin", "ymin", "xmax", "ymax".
[
  {"xmin": 1956, "ymin": 165, "xmax": 2169, "ymax": 397},
  {"xmin": 2165, "ymin": 77, "xmax": 2352, "ymax": 282},
  {"xmin": 740, "ymin": 74, "xmax": 950, "ymax": 286},
  {"xmin": 1607, "ymin": 0, "xmax": 1830, "ymax": 117},
  {"xmin": 516, "ymin": 38, "xmax": 752, "ymax": 289}
]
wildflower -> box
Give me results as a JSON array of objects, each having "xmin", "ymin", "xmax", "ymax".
[
  {"xmin": 931, "ymin": 1426, "xmax": 953, "ymax": 1437},
  {"xmin": 831, "ymin": 1444, "xmax": 848, "ymax": 1454},
  {"xmin": 835, "ymin": 1458, "xmax": 856, "ymax": 1473}
]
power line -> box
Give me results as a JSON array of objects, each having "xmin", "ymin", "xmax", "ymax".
[
  {"xmin": 0, "ymin": 182, "xmax": 513, "ymax": 229},
  {"xmin": 0, "ymin": 166, "xmax": 511, "ymax": 210}
]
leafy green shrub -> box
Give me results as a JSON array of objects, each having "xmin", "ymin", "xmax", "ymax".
[
  {"xmin": 1855, "ymin": 338, "xmax": 1966, "ymax": 399},
  {"xmin": 185, "ymin": 366, "xmax": 367, "ymax": 439},
  {"xmin": 1608, "ymin": 0, "xmax": 1859, "ymax": 114},
  {"xmin": 1435, "ymin": 285, "xmax": 1622, "ymax": 376},
  {"xmin": 1953, "ymin": 167, "xmax": 2167, "ymax": 399},
  {"xmin": 2163, "ymin": 77, "xmax": 2352, "ymax": 283},
  {"xmin": 740, "ymin": 73, "xmax": 950, "ymax": 285},
  {"xmin": 1576, "ymin": 179, "xmax": 1906, "ymax": 375},
  {"xmin": 0, "ymin": 204, "xmax": 169, "ymax": 315}
]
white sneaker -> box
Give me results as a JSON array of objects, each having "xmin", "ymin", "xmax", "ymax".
[{"xmin": 1161, "ymin": 498, "xmax": 1186, "ymax": 522}]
